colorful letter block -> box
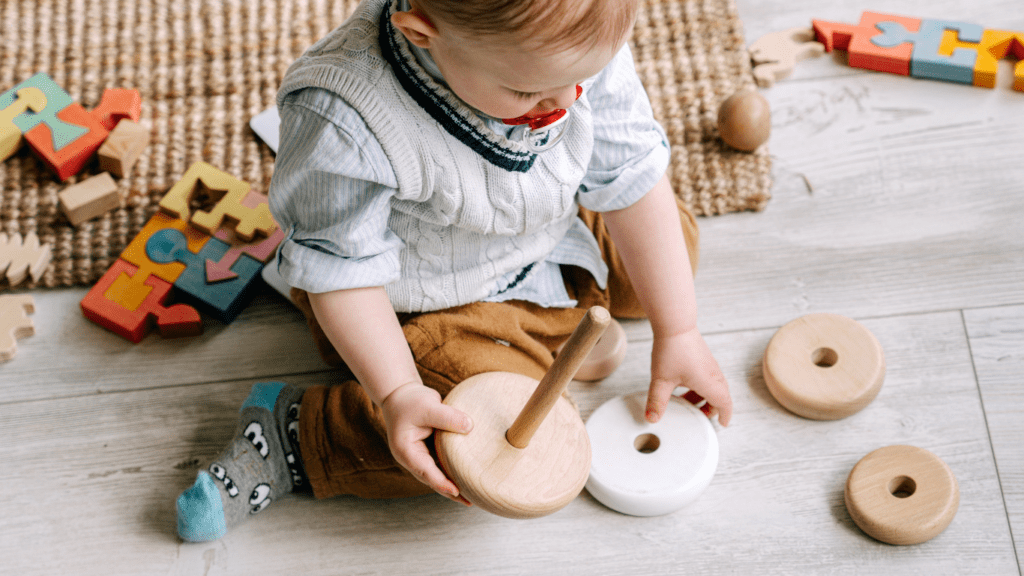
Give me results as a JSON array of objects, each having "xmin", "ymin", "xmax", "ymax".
[
  {"xmin": 24, "ymin": 103, "xmax": 109, "ymax": 181},
  {"xmin": 871, "ymin": 19, "xmax": 983, "ymax": 84},
  {"xmin": 814, "ymin": 12, "xmax": 922, "ymax": 75},
  {"xmin": 158, "ymin": 162, "xmax": 277, "ymax": 242},
  {"xmin": 90, "ymin": 88, "xmax": 142, "ymax": 131},
  {"xmin": 80, "ymin": 258, "xmax": 203, "ymax": 343},
  {"xmin": 941, "ymin": 29, "xmax": 1024, "ymax": 89}
]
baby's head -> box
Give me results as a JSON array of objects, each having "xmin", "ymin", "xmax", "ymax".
[{"xmin": 392, "ymin": 0, "xmax": 638, "ymax": 120}]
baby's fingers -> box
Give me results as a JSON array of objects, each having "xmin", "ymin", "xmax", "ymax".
[{"xmin": 645, "ymin": 379, "xmax": 677, "ymax": 423}]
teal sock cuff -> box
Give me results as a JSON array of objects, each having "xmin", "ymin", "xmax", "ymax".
[
  {"xmin": 177, "ymin": 471, "xmax": 227, "ymax": 542},
  {"xmin": 241, "ymin": 381, "xmax": 287, "ymax": 413}
]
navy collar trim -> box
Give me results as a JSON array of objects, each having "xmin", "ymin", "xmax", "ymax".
[{"xmin": 377, "ymin": 2, "xmax": 537, "ymax": 173}]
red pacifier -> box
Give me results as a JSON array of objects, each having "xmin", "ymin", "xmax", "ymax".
[{"xmin": 502, "ymin": 85, "xmax": 582, "ymax": 152}]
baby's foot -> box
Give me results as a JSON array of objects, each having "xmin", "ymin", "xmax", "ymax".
[{"xmin": 176, "ymin": 382, "xmax": 306, "ymax": 542}]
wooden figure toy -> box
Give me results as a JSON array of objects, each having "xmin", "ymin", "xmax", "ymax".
[
  {"xmin": 58, "ymin": 172, "xmax": 120, "ymax": 226},
  {"xmin": 0, "ymin": 231, "xmax": 52, "ymax": 287},
  {"xmin": 585, "ymin": 390, "xmax": 718, "ymax": 517},
  {"xmin": 435, "ymin": 306, "xmax": 610, "ymax": 519},
  {"xmin": 845, "ymin": 445, "xmax": 959, "ymax": 545},
  {"xmin": 762, "ymin": 313, "xmax": 885, "ymax": 420},
  {"xmin": 97, "ymin": 119, "xmax": 150, "ymax": 177},
  {"xmin": 748, "ymin": 27, "xmax": 825, "ymax": 88},
  {"xmin": 0, "ymin": 294, "xmax": 35, "ymax": 362},
  {"xmin": 717, "ymin": 89, "xmax": 771, "ymax": 152}
]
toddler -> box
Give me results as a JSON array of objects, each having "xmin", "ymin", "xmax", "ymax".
[{"xmin": 176, "ymin": 0, "xmax": 732, "ymax": 542}]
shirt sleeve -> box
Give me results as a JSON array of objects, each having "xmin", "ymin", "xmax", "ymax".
[
  {"xmin": 268, "ymin": 87, "xmax": 403, "ymax": 294},
  {"xmin": 576, "ymin": 43, "xmax": 671, "ymax": 213}
]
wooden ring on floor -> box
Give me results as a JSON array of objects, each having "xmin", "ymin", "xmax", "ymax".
[
  {"xmin": 762, "ymin": 313, "xmax": 885, "ymax": 420},
  {"xmin": 845, "ymin": 445, "xmax": 959, "ymax": 545}
]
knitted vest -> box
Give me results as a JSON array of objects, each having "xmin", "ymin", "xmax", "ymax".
[{"xmin": 277, "ymin": 0, "xmax": 595, "ymax": 312}]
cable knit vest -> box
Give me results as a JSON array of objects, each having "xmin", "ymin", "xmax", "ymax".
[{"xmin": 276, "ymin": 0, "xmax": 595, "ymax": 312}]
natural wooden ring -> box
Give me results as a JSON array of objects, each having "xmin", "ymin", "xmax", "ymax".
[
  {"xmin": 558, "ymin": 317, "xmax": 627, "ymax": 382},
  {"xmin": 762, "ymin": 313, "xmax": 885, "ymax": 420},
  {"xmin": 845, "ymin": 445, "xmax": 959, "ymax": 545}
]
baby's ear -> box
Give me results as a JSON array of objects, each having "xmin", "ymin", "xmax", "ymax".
[{"xmin": 391, "ymin": 10, "xmax": 439, "ymax": 49}]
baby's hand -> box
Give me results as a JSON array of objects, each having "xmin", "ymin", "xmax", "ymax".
[
  {"xmin": 380, "ymin": 382, "xmax": 474, "ymax": 504},
  {"xmin": 645, "ymin": 327, "xmax": 733, "ymax": 426}
]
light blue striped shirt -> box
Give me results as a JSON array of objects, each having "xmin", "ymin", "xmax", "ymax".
[{"xmin": 272, "ymin": 30, "xmax": 670, "ymax": 308}]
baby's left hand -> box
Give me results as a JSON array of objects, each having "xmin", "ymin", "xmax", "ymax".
[{"xmin": 645, "ymin": 327, "xmax": 733, "ymax": 426}]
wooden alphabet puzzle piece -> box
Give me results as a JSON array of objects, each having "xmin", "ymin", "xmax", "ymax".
[
  {"xmin": 0, "ymin": 87, "xmax": 47, "ymax": 161},
  {"xmin": 871, "ymin": 19, "xmax": 984, "ymax": 84},
  {"xmin": 80, "ymin": 258, "xmax": 203, "ymax": 343},
  {"xmin": 814, "ymin": 12, "xmax": 923, "ymax": 75},
  {"xmin": 0, "ymin": 294, "xmax": 35, "ymax": 362},
  {"xmin": 24, "ymin": 103, "xmax": 109, "ymax": 181},
  {"xmin": 748, "ymin": 27, "xmax": 826, "ymax": 87},
  {"xmin": 0, "ymin": 231, "xmax": 52, "ymax": 287},
  {"xmin": 89, "ymin": 88, "xmax": 142, "ymax": 131},
  {"xmin": 159, "ymin": 162, "xmax": 277, "ymax": 242},
  {"xmin": 145, "ymin": 228, "xmax": 263, "ymax": 323},
  {"xmin": 940, "ymin": 29, "xmax": 1024, "ymax": 90},
  {"xmin": 1, "ymin": 73, "xmax": 81, "ymax": 162},
  {"xmin": 121, "ymin": 211, "xmax": 212, "ymax": 285}
]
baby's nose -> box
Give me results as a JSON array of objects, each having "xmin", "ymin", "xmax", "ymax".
[{"xmin": 540, "ymin": 85, "xmax": 581, "ymax": 110}]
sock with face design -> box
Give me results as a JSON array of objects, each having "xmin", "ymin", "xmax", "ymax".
[{"xmin": 176, "ymin": 381, "xmax": 307, "ymax": 542}]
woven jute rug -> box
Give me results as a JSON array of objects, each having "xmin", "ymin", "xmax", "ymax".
[{"xmin": 0, "ymin": 0, "xmax": 770, "ymax": 289}]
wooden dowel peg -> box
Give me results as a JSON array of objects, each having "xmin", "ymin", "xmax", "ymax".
[{"xmin": 506, "ymin": 306, "xmax": 610, "ymax": 448}]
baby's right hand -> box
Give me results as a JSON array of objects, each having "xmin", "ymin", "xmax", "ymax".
[{"xmin": 379, "ymin": 382, "xmax": 474, "ymax": 504}]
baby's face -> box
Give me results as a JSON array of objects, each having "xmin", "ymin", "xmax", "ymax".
[{"xmin": 428, "ymin": 30, "xmax": 624, "ymax": 120}]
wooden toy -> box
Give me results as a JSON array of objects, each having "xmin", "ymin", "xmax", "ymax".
[
  {"xmin": 435, "ymin": 306, "xmax": 610, "ymax": 519},
  {"xmin": 121, "ymin": 212, "xmax": 211, "ymax": 285},
  {"xmin": 80, "ymin": 258, "xmax": 203, "ymax": 343},
  {"xmin": 871, "ymin": 19, "xmax": 984, "ymax": 84},
  {"xmin": 762, "ymin": 313, "xmax": 885, "ymax": 420},
  {"xmin": 159, "ymin": 162, "xmax": 276, "ymax": 242},
  {"xmin": 208, "ymin": 190, "xmax": 285, "ymax": 281},
  {"xmin": 145, "ymin": 228, "xmax": 263, "ymax": 323},
  {"xmin": 0, "ymin": 87, "xmax": 47, "ymax": 161},
  {"xmin": 940, "ymin": 29, "xmax": 1024, "ymax": 90},
  {"xmin": 717, "ymin": 89, "xmax": 771, "ymax": 152},
  {"xmin": 24, "ymin": 103, "xmax": 109, "ymax": 181},
  {"xmin": 0, "ymin": 231, "xmax": 52, "ymax": 286},
  {"xmin": 97, "ymin": 119, "xmax": 150, "ymax": 177},
  {"xmin": 0, "ymin": 73, "xmax": 79, "ymax": 151},
  {"xmin": 0, "ymin": 294, "xmax": 35, "ymax": 362},
  {"xmin": 58, "ymin": 172, "xmax": 120, "ymax": 226},
  {"xmin": 556, "ymin": 316, "xmax": 626, "ymax": 381},
  {"xmin": 845, "ymin": 445, "xmax": 959, "ymax": 545},
  {"xmin": 813, "ymin": 12, "xmax": 923, "ymax": 76},
  {"xmin": 586, "ymin": 390, "xmax": 718, "ymax": 516},
  {"xmin": 89, "ymin": 88, "xmax": 142, "ymax": 131},
  {"xmin": 748, "ymin": 27, "xmax": 825, "ymax": 88}
]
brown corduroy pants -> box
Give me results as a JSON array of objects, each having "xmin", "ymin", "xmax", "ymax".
[{"xmin": 292, "ymin": 200, "xmax": 699, "ymax": 500}]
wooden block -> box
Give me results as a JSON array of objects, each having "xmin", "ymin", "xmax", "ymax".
[
  {"xmin": 0, "ymin": 294, "xmax": 34, "ymax": 362},
  {"xmin": 24, "ymin": 103, "xmax": 109, "ymax": 181},
  {"xmin": 845, "ymin": 445, "xmax": 959, "ymax": 545},
  {"xmin": 872, "ymin": 19, "xmax": 984, "ymax": 84},
  {"xmin": 814, "ymin": 12, "xmax": 922, "ymax": 76},
  {"xmin": 941, "ymin": 29, "xmax": 1024, "ymax": 89},
  {"xmin": 0, "ymin": 86, "xmax": 47, "ymax": 162},
  {"xmin": 762, "ymin": 313, "xmax": 885, "ymax": 420},
  {"xmin": 58, "ymin": 172, "xmax": 120, "ymax": 226},
  {"xmin": 748, "ymin": 27, "xmax": 825, "ymax": 88},
  {"xmin": 121, "ymin": 211, "xmax": 211, "ymax": 285},
  {"xmin": 89, "ymin": 88, "xmax": 142, "ymax": 131},
  {"xmin": 145, "ymin": 228, "xmax": 262, "ymax": 323},
  {"xmin": 159, "ymin": 162, "xmax": 276, "ymax": 242},
  {"xmin": 80, "ymin": 258, "xmax": 203, "ymax": 343},
  {"xmin": 97, "ymin": 120, "xmax": 150, "ymax": 177},
  {"xmin": 0, "ymin": 231, "xmax": 52, "ymax": 287}
]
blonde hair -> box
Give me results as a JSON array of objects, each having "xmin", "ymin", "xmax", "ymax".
[{"xmin": 413, "ymin": 0, "xmax": 638, "ymax": 52}]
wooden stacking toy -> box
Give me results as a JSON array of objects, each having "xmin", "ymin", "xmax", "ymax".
[
  {"xmin": 586, "ymin": 391, "xmax": 718, "ymax": 516},
  {"xmin": 435, "ymin": 306, "xmax": 610, "ymax": 519},
  {"xmin": 845, "ymin": 445, "xmax": 959, "ymax": 545},
  {"xmin": 557, "ymin": 317, "xmax": 627, "ymax": 382},
  {"xmin": 763, "ymin": 313, "xmax": 885, "ymax": 420}
]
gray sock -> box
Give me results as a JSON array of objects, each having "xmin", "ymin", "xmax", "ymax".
[{"xmin": 176, "ymin": 382, "xmax": 306, "ymax": 542}]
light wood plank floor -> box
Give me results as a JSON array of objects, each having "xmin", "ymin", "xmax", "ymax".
[{"xmin": 2, "ymin": 0, "xmax": 1022, "ymax": 574}]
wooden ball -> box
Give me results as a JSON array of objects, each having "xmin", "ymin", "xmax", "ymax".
[
  {"xmin": 435, "ymin": 371, "xmax": 591, "ymax": 519},
  {"xmin": 845, "ymin": 445, "xmax": 959, "ymax": 545},
  {"xmin": 763, "ymin": 313, "xmax": 885, "ymax": 420},
  {"xmin": 717, "ymin": 89, "xmax": 771, "ymax": 151},
  {"xmin": 558, "ymin": 317, "xmax": 627, "ymax": 382}
]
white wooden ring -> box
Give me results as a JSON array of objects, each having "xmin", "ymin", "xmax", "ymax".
[
  {"xmin": 845, "ymin": 445, "xmax": 959, "ymax": 545},
  {"xmin": 763, "ymin": 313, "xmax": 885, "ymax": 420},
  {"xmin": 585, "ymin": 391, "xmax": 718, "ymax": 516}
]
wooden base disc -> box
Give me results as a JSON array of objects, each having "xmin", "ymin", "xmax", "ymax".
[
  {"xmin": 762, "ymin": 313, "xmax": 885, "ymax": 420},
  {"xmin": 558, "ymin": 317, "xmax": 627, "ymax": 382},
  {"xmin": 845, "ymin": 445, "xmax": 959, "ymax": 545},
  {"xmin": 435, "ymin": 372, "xmax": 591, "ymax": 519}
]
